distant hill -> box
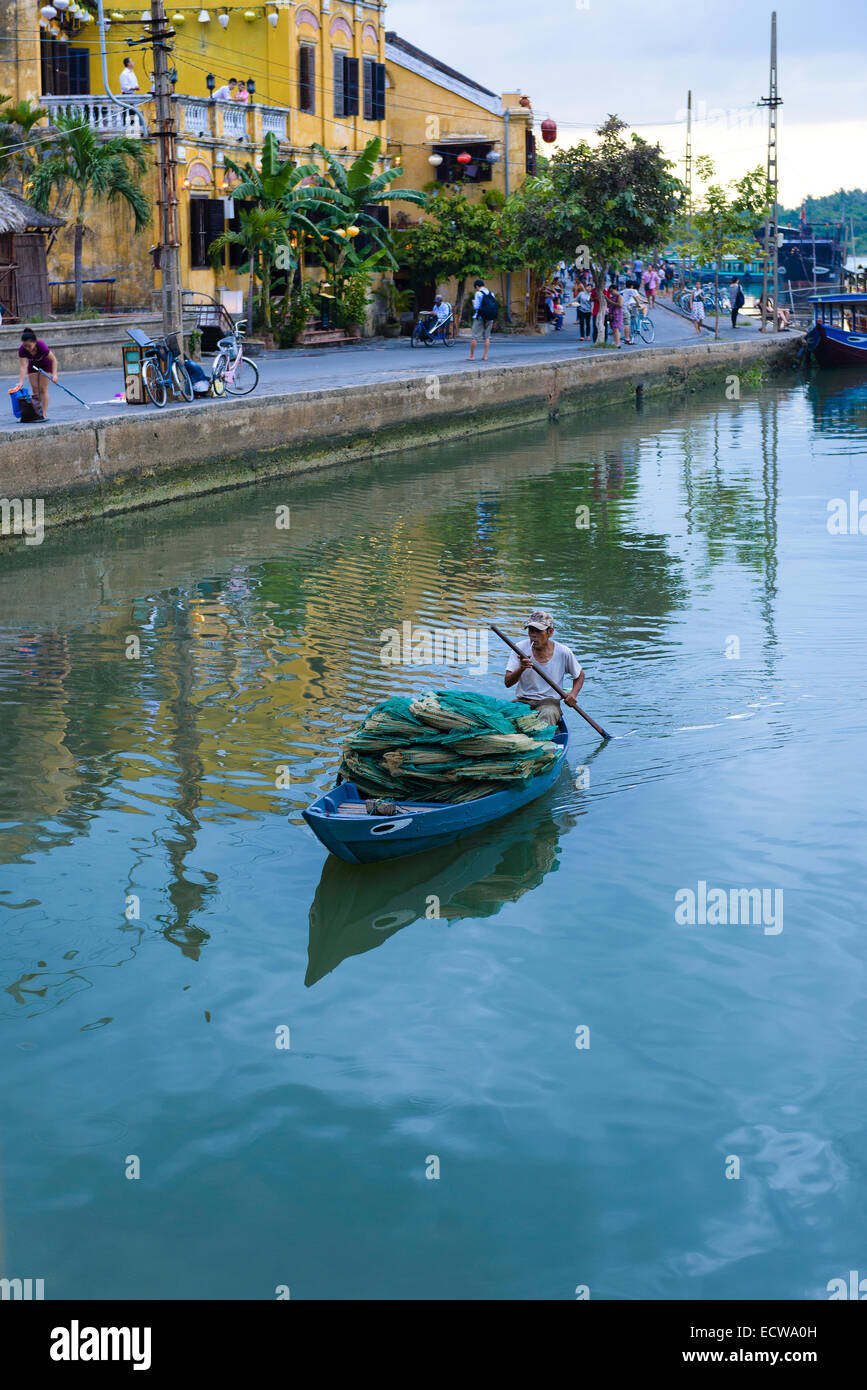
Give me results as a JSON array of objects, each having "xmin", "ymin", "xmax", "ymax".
[{"xmin": 779, "ymin": 189, "xmax": 867, "ymax": 255}]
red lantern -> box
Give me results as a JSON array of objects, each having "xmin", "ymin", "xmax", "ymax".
[
  {"xmin": 541, "ymin": 118, "xmax": 557, "ymax": 143},
  {"xmin": 456, "ymin": 151, "xmax": 472, "ymax": 165}
]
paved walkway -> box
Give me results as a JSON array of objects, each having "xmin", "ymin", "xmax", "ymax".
[{"xmin": 1, "ymin": 298, "xmax": 782, "ymax": 432}]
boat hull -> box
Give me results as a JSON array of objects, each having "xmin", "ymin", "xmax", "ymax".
[
  {"xmin": 302, "ymin": 726, "xmax": 569, "ymax": 864},
  {"xmin": 806, "ymin": 322, "xmax": 867, "ymax": 367}
]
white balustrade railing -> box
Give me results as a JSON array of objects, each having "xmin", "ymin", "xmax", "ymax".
[
  {"xmin": 40, "ymin": 94, "xmax": 290, "ymax": 147},
  {"xmin": 41, "ymin": 95, "xmax": 146, "ymax": 137},
  {"xmin": 261, "ymin": 108, "xmax": 288, "ymax": 141}
]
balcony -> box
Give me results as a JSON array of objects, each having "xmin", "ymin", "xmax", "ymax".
[{"xmin": 40, "ymin": 94, "xmax": 291, "ymax": 148}]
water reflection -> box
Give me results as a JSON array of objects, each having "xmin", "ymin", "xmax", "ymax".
[{"xmin": 306, "ymin": 798, "xmax": 577, "ymax": 986}]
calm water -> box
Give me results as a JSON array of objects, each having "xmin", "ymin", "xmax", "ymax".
[{"xmin": 1, "ymin": 371, "xmax": 866, "ymax": 1301}]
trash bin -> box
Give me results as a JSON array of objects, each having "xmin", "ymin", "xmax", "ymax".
[{"xmin": 123, "ymin": 342, "xmax": 146, "ymax": 404}]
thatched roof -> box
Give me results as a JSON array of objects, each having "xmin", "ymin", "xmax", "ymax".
[{"xmin": 0, "ymin": 188, "xmax": 64, "ymax": 234}]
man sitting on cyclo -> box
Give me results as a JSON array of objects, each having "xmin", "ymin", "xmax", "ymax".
[{"xmin": 417, "ymin": 295, "xmax": 452, "ymax": 341}]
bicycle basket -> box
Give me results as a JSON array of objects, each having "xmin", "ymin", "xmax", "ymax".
[{"xmin": 164, "ymin": 332, "xmax": 181, "ymax": 359}]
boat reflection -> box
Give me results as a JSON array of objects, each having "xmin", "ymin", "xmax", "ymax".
[{"xmin": 306, "ymin": 798, "xmax": 579, "ymax": 986}]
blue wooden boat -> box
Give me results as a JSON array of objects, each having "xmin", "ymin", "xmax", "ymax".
[
  {"xmin": 806, "ymin": 295, "xmax": 867, "ymax": 367},
  {"xmin": 302, "ymin": 723, "xmax": 569, "ymax": 864}
]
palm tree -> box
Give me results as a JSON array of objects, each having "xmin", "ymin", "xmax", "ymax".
[
  {"xmin": 208, "ymin": 205, "xmax": 289, "ymax": 331},
  {"xmin": 30, "ymin": 111, "xmax": 150, "ymax": 313},
  {"xmin": 219, "ymin": 133, "xmax": 335, "ymax": 330},
  {"xmin": 0, "ymin": 96, "xmax": 48, "ymax": 197},
  {"xmin": 310, "ymin": 136, "xmax": 426, "ymax": 282}
]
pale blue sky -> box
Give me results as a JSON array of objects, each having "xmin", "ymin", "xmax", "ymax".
[{"xmin": 385, "ymin": 0, "xmax": 867, "ymax": 202}]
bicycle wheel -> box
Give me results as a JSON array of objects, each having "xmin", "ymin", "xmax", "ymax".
[
  {"xmin": 410, "ymin": 323, "xmax": 424, "ymax": 348},
  {"xmin": 142, "ymin": 357, "xmax": 167, "ymax": 407},
  {"xmin": 639, "ymin": 314, "xmax": 655, "ymax": 344},
  {"xmin": 171, "ymin": 359, "xmax": 194, "ymax": 403},
  {"xmin": 224, "ymin": 356, "xmax": 259, "ymax": 396}
]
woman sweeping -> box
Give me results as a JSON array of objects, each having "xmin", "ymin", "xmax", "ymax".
[{"xmin": 16, "ymin": 329, "xmax": 58, "ymax": 419}]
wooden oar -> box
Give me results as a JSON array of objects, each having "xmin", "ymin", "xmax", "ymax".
[{"xmin": 490, "ymin": 623, "xmax": 611, "ymax": 741}]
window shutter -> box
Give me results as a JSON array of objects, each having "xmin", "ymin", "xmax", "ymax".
[
  {"xmin": 362, "ymin": 58, "xmax": 374, "ymax": 121},
  {"xmin": 68, "ymin": 48, "xmax": 90, "ymax": 96},
  {"xmin": 206, "ymin": 198, "xmax": 225, "ymax": 259},
  {"xmin": 344, "ymin": 56, "xmax": 359, "ymax": 117},
  {"xmin": 299, "ymin": 45, "xmax": 315, "ymax": 114},
  {"xmin": 333, "ymin": 51, "xmax": 345, "ymax": 117},
  {"xmin": 372, "ymin": 62, "xmax": 386, "ymax": 121}
]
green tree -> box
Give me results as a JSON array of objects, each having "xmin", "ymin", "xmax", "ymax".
[
  {"xmin": 681, "ymin": 159, "xmax": 771, "ymax": 338},
  {"xmin": 500, "ymin": 172, "xmax": 573, "ymax": 323},
  {"xmin": 30, "ymin": 111, "xmax": 150, "ymax": 312},
  {"xmin": 549, "ymin": 115, "xmax": 684, "ymax": 329},
  {"xmin": 395, "ymin": 186, "xmax": 507, "ymax": 324}
]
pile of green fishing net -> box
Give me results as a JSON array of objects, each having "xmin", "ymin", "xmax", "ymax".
[{"xmin": 339, "ymin": 690, "xmax": 560, "ymax": 804}]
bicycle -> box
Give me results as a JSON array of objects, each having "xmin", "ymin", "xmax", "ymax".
[
  {"xmin": 138, "ymin": 332, "xmax": 193, "ymax": 408},
  {"xmin": 629, "ymin": 307, "xmax": 655, "ymax": 343},
  {"xmin": 211, "ymin": 319, "xmax": 259, "ymax": 396}
]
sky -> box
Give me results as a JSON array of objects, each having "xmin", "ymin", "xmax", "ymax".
[{"xmin": 385, "ymin": 0, "xmax": 867, "ymax": 206}]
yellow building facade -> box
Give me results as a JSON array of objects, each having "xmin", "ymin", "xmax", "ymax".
[
  {"xmin": 0, "ymin": 4, "xmax": 535, "ymax": 321},
  {"xmin": 0, "ymin": 0, "xmax": 392, "ymax": 308},
  {"xmin": 384, "ymin": 31, "xmax": 534, "ymax": 322}
]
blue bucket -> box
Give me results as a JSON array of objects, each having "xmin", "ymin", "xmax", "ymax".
[{"xmin": 10, "ymin": 383, "xmax": 31, "ymax": 420}]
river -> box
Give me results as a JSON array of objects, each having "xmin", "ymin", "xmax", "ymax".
[{"xmin": 1, "ymin": 368, "xmax": 865, "ymax": 1300}]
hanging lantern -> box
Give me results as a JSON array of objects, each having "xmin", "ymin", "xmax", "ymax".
[
  {"xmin": 197, "ymin": 8, "xmax": 210, "ymax": 21},
  {"xmin": 140, "ymin": 9, "xmax": 149, "ymax": 18},
  {"xmin": 57, "ymin": 28, "xmax": 68, "ymax": 40},
  {"xmin": 217, "ymin": 8, "xmax": 229, "ymax": 25},
  {"xmin": 267, "ymin": 5, "xmax": 278, "ymax": 25},
  {"xmin": 171, "ymin": 10, "xmax": 185, "ymax": 21},
  {"xmin": 540, "ymin": 118, "xmax": 557, "ymax": 143},
  {"xmin": 428, "ymin": 153, "xmax": 443, "ymax": 167},
  {"xmin": 486, "ymin": 149, "xmax": 501, "ymax": 163},
  {"xmin": 40, "ymin": 4, "xmax": 57, "ymax": 17},
  {"xmin": 54, "ymin": 0, "xmax": 70, "ymax": 10},
  {"xmin": 243, "ymin": 8, "xmax": 256, "ymax": 18},
  {"xmin": 456, "ymin": 152, "xmax": 472, "ymax": 165}
]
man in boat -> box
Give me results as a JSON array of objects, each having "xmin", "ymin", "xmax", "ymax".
[{"xmin": 503, "ymin": 610, "xmax": 585, "ymax": 726}]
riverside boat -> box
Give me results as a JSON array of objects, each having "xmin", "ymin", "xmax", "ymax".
[
  {"xmin": 302, "ymin": 722, "xmax": 569, "ymax": 864},
  {"xmin": 806, "ymin": 295, "xmax": 867, "ymax": 367}
]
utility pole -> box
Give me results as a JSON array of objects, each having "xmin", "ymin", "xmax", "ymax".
[
  {"xmin": 683, "ymin": 90, "xmax": 692, "ymax": 285},
  {"xmin": 759, "ymin": 12, "xmax": 782, "ymax": 333},
  {"xmin": 150, "ymin": 0, "xmax": 183, "ymax": 350}
]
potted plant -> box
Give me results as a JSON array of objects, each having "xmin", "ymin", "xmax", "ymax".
[
  {"xmin": 336, "ymin": 268, "xmax": 371, "ymax": 339},
  {"xmin": 381, "ymin": 279, "xmax": 414, "ymax": 337}
]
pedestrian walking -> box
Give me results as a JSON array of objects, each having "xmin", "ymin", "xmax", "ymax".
[
  {"xmin": 730, "ymin": 276, "xmax": 745, "ymax": 328},
  {"xmin": 689, "ymin": 282, "xmax": 705, "ymax": 334},
  {"xmin": 467, "ymin": 278, "xmax": 497, "ymax": 361},
  {"xmin": 575, "ymin": 283, "xmax": 592, "ymax": 340},
  {"xmin": 641, "ymin": 265, "xmax": 659, "ymax": 306}
]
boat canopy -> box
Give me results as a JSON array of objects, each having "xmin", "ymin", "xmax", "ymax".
[{"xmin": 808, "ymin": 294, "xmax": 867, "ymax": 304}]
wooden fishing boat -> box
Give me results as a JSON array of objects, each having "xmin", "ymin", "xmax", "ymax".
[
  {"xmin": 806, "ymin": 295, "xmax": 867, "ymax": 366},
  {"xmin": 302, "ymin": 722, "xmax": 569, "ymax": 864}
]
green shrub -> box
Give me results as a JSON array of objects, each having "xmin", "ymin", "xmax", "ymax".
[
  {"xmin": 279, "ymin": 282, "xmax": 317, "ymax": 346},
  {"xmin": 336, "ymin": 270, "xmax": 371, "ymax": 329}
]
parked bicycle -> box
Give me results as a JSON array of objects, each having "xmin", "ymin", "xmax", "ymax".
[
  {"xmin": 211, "ymin": 319, "xmax": 259, "ymax": 396},
  {"xmin": 131, "ymin": 330, "xmax": 193, "ymax": 408}
]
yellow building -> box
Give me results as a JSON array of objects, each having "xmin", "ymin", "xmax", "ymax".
[
  {"xmin": 384, "ymin": 31, "xmax": 534, "ymax": 322},
  {"xmin": 0, "ymin": 0, "xmax": 393, "ymax": 309}
]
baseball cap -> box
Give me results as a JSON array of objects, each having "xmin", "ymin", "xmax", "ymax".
[{"xmin": 526, "ymin": 609, "xmax": 554, "ymax": 632}]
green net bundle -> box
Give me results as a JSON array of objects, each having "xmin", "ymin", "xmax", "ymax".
[{"xmin": 339, "ymin": 691, "xmax": 560, "ymax": 804}]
